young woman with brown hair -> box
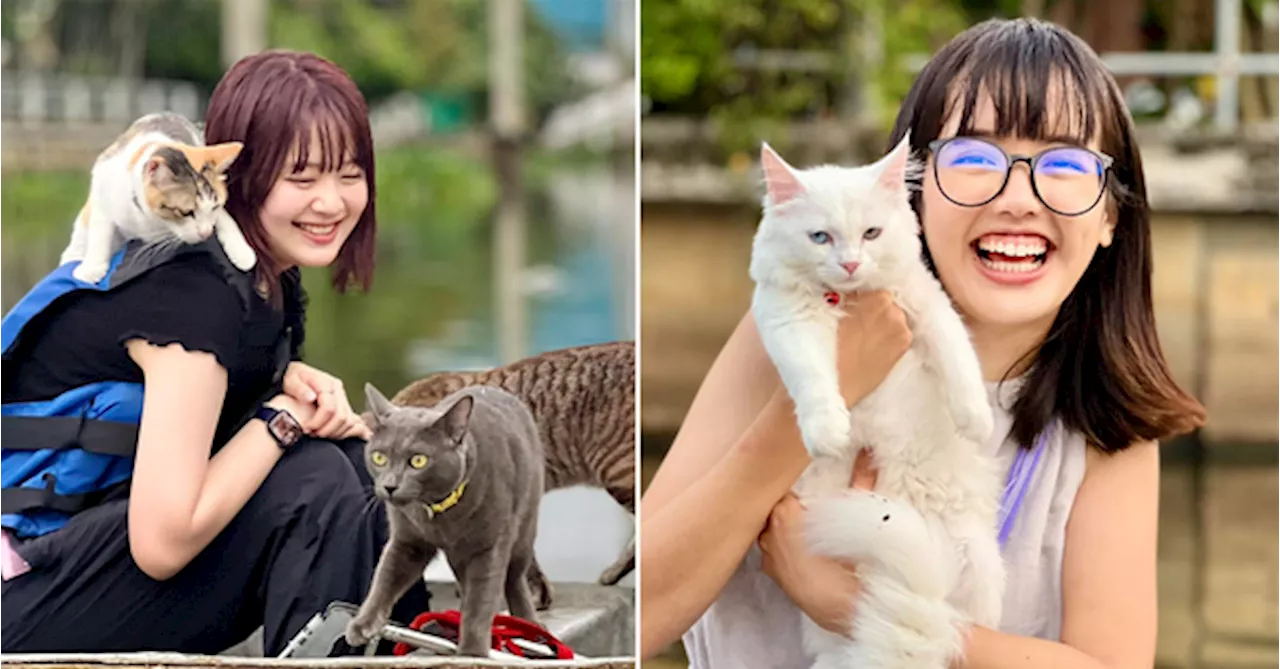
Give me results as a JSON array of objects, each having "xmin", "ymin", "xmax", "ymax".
[
  {"xmin": 2, "ymin": 51, "xmax": 427, "ymax": 655},
  {"xmin": 642, "ymin": 18, "xmax": 1205, "ymax": 668}
]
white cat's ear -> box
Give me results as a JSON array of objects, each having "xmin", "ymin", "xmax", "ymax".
[
  {"xmin": 364, "ymin": 383, "xmax": 396, "ymax": 425},
  {"xmin": 761, "ymin": 142, "xmax": 804, "ymax": 205},
  {"xmin": 439, "ymin": 395, "xmax": 474, "ymax": 445},
  {"xmin": 876, "ymin": 133, "xmax": 913, "ymax": 194}
]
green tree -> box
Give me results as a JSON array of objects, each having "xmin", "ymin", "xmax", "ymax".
[
  {"xmin": 0, "ymin": 0, "xmax": 585, "ymax": 120},
  {"xmin": 266, "ymin": 0, "xmax": 578, "ymax": 117},
  {"xmin": 641, "ymin": 0, "xmax": 971, "ymax": 149}
]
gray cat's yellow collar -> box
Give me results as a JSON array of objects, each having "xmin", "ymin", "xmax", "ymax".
[{"xmin": 423, "ymin": 479, "xmax": 468, "ymax": 519}]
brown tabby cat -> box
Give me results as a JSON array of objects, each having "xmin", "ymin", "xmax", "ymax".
[
  {"xmin": 61, "ymin": 112, "xmax": 254, "ymax": 283},
  {"xmin": 389, "ymin": 341, "xmax": 636, "ymax": 590}
]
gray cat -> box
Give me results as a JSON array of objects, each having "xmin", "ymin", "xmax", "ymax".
[{"xmin": 345, "ymin": 383, "xmax": 545, "ymax": 657}]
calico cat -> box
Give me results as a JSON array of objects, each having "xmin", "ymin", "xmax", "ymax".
[
  {"xmin": 750, "ymin": 137, "xmax": 1003, "ymax": 669},
  {"xmin": 389, "ymin": 341, "xmax": 636, "ymax": 588},
  {"xmin": 346, "ymin": 384, "xmax": 544, "ymax": 658},
  {"xmin": 61, "ymin": 112, "xmax": 255, "ymax": 283}
]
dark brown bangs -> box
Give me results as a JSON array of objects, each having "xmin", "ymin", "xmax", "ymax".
[
  {"xmin": 947, "ymin": 22, "xmax": 1105, "ymax": 148},
  {"xmin": 287, "ymin": 93, "xmax": 370, "ymax": 175}
]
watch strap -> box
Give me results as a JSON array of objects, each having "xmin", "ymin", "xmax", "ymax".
[{"xmin": 256, "ymin": 405, "xmax": 302, "ymax": 450}]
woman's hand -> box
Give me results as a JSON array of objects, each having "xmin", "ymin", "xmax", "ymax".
[
  {"xmin": 759, "ymin": 451, "xmax": 879, "ymax": 636},
  {"xmin": 282, "ymin": 361, "xmax": 371, "ymax": 440},
  {"xmin": 836, "ymin": 291, "xmax": 912, "ymax": 407}
]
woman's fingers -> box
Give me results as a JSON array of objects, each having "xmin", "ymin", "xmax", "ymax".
[{"xmin": 850, "ymin": 450, "xmax": 878, "ymax": 490}]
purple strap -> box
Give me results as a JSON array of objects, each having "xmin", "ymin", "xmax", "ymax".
[{"xmin": 997, "ymin": 423, "xmax": 1052, "ymax": 548}]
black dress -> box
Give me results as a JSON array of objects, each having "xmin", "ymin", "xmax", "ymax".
[{"xmin": 1, "ymin": 255, "xmax": 429, "ymax": 655}]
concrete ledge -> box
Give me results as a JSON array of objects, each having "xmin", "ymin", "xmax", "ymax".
[{"xmin": 216, "ymin": 583, "xmax": 633, "ymax": 663}]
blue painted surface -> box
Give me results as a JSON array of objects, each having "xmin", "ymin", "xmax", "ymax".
[{"xmin": 529, "ymin": 0, "xmax": 610, "ymax": 52}]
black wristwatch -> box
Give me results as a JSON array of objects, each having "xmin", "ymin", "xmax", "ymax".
[{"xmin": 256, "ymin": 406, "xmax": 303, "ymax": 450}]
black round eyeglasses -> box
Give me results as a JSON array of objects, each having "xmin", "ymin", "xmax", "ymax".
[{"xmin": 926, "ymin": 137, "xmax": 1114, "ymax": 217}]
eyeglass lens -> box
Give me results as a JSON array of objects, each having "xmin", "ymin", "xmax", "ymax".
[{"xmin": 934, "ymin": 138, "xmax": 1106, "ymax": 215}]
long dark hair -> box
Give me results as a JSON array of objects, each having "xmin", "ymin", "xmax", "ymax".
[{"xmin": 889, "ymin": 18, "xmax": 1206, "ymax": 452}]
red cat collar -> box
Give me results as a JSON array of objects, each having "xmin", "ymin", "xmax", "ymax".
[
  {"xmin": 391, "ymin": 609, "xmax": 574, "ymax": 659},
  {"xmin": 823, "ymin": 291, "xmax": 841, "ymax": 306}
]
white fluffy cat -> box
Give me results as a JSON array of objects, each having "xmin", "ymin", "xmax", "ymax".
[
  {"xmin": 61, "ymin": 112, "xmax": 256, "ymax": 283},
  {"xmin": 749, "ymin": 136, "xmax": 1004, "ymax": 668}
]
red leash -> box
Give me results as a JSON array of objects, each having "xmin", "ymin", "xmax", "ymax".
[{"xmin": 391, "ymin": 610, "xmax": 574, "ymax": 659}]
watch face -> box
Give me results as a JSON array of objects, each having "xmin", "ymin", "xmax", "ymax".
[{"xmin": 268, "ymin": 411, "xmax": 303, "ymax": 446}]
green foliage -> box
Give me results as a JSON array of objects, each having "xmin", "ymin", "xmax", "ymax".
[
  {"xmin": 641, "ymin": 0, "xmax": 968, "ymax": 145},
  {"xmin": 1, "ymin": 0, "xmax": 574, "ymax": 120},
  {"xmin": 1, "ymin": 171, "xmax": 89, "ymax": 244},
  {"xmin": 866, "ymin": 1, "xmax": 969, "ymax": 124},
  {"xmin": 266, "ymin": 0, "xmax": 577, "ymax": 116},
  {"xmin": 143, "ymin": 0, "xmax": 227, "ymax": 86}
]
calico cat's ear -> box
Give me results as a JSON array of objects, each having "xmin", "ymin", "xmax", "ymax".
[
  {"xmin": 144, "ymin": 155, "xmax": 179, "ymax": 189},
  {"xmin": 438, "ymin": 395, "xmax": 474, "ymax": 445},
  {"xmin": 761, "ymin": 142, "xmax": 804, "ymax": 205},
  {"xmin": 876, "ymin": 132, "xmax": 913, "ymax": 195},
  {"xmin": 364, "ymin": 383, "xmax": 396, "ymax": 425},
  {"xmin": 206, "ymin": 142, "xmax": 244, "ymax": 174}
]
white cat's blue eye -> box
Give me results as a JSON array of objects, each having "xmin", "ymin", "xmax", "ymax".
[
  {"xmin": 863, "ymin": 228, "xmax": 882, "ymax": 240},
  {"xmin": 809, "ymin": 231, "xmax": 832, "ymax": 245}
]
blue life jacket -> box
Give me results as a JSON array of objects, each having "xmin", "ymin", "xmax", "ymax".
[{"xmin": 1, "ymin": 239, "xmax": 290, "ymax": 539}]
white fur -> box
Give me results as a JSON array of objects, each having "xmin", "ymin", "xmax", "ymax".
[
  {"xmin": 61, "ymin": 114, "xmax": 255, "ymax": 283},
  {"xmin": 750, "ymin": 135, "xmax": 1004, "ymax": 668}
]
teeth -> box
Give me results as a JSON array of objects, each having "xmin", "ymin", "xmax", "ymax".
[
  {"xmin": 980, "ymin": 255, "xmax": 1044, "ymax": 273},
  {"xmin": 298, "ymin": 223, "xmax": 336, "ymax": 234},
  {"xmin": 977, "ymin": 236, "xmax": 1047, "ymax": 257}
]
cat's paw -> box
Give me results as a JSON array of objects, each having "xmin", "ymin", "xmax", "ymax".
[
  {"xmin": 72, "ymin": 262, "xmax": 109, "ymax": 284},
  {"xmin": 951, "ymin": 396, "xmax": 995, "ymax": 444},
  {"xmin": 344, "ymin": 609, "xmax": 388, "ymax": 648},
  {"xmin": 799, "ymin": 404, "xmax": 852, "ymax": 459},
  {"xmin": 224, "ymin": 242, "xmax": 257, "ymax": 272},
  {"xmin": 967, "ymin": 582, "xmax": 1004, "ymax": 628}
]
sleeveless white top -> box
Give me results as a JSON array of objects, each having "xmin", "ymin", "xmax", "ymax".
[{"xmin": 682, "ymin": 379, "xmax": 1088, "ymax": 668}]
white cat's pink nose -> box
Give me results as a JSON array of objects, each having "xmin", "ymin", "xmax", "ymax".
[{"xmin": 841, "ymin": 262, "xmax": 860, "ymax": 275}]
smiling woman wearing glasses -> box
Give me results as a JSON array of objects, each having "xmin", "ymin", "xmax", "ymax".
[{"xmin": 641, "ymin": 17, "xmax": 1206, "ymax": 668}]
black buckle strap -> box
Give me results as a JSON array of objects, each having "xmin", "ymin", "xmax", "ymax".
[
  {"xmin": 1, "ymin": 415, "xmax": 138, "ymax": 457},
  {"xmin": 0, "ymin": 473, "xmax": 113, "ymax": 515}
]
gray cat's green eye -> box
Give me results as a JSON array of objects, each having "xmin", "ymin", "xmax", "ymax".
[
  {"xmin": 370, "ymin": 451, "xmax": 388, "ymax": 467},
  {"xmin": 409, "ymin": 454, "xmax": 428, "ymax": 469},
  {"xmin": 863, "ymin": 228, "xmax": 882, "ymax": 240}
]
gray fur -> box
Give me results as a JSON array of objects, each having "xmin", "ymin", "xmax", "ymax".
[
  {"xmin": 99, "ymin": 112, "xmax": 203, "ymax": 162},
  {"xmin": 345, "ymin": 383, "xmax": 545, "ymax": 657},
  {"xmin": 135, "ymin": 111, "xmax": 203, "ymax": 145}
]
